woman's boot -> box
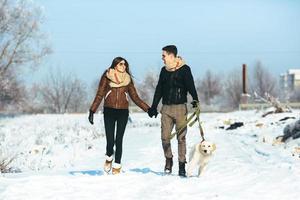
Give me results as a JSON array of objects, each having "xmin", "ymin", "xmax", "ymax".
[
  {"xmin": 112, "ymin": 163, "xmax": 122, "ymax": 175},
  {"xmin": 104, "ymin": 155, "xmax": 113, "ymax": 173}
]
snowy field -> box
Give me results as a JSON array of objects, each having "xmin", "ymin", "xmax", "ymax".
[{"xmin": 0, "ymin": 110, "xmax": 300, "ymax": 200}]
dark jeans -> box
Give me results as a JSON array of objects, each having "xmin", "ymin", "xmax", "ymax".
[{"xmin": 103, "ymin": 107, "xmax": 129, "ymax": 164}]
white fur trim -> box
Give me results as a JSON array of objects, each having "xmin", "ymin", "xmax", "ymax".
[
  {"xmin": 104, "ymin": 90, "xmax": 112, "ymax": 99},
  {"xmin": 165, "ymin": 56, "xmax": 185, "ymax": 71},
  {"xmin": 125, "ymin": 92, "xmax": 129, "ymax": 102},
  {"xmin": 106, "ymin": 69, "xmax": 131, "ymax": 88},
  {"xmin": 113, "ymin": 163, "xmax": 122, "ymax": 169},
  {"xmin": 105, "ymin": 155, "xmax": 113, "ymax": 161}
]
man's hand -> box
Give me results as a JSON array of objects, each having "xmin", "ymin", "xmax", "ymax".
[
  {"xmin": 147, "ymin": 107, "xmax": 158, "ymax": 118},
  {"xmin": 191, "ymin": 100, "xmax": 199, "ymax": 108},
  {"xmin": 88, "ymin": 110, "xmax": 94, "ymax": 125}
]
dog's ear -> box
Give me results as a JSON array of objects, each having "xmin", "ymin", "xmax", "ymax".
[
  {"xmin": 212, "ymin": 143, "xmax": 217, "ymax": 151},
  {"xmin": 196, "ymin": 143, "xmax": 201, "ymax": 151}
]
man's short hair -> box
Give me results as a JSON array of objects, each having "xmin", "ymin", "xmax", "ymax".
[{"xmin": 162, "ymin": 45, "xmax": 177, "ymax": 57}]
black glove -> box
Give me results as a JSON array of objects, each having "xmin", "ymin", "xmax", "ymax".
[
  {"xmin": 147, "ymin": 107, "xmax": 158, "ymax": 118},
  {"xmin": 88, "ymin": 110, "xmax": 94, "ymax": 125},
  {"xmin": 191, "ymin": 100, "xmax": 199, "ymax": 108}
]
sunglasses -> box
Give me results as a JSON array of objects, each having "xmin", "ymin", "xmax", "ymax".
[{"xmin": 118, "ymin": 62, "xmax": 126, "ymax": 66}]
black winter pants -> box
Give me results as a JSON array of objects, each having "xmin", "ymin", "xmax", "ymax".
[{"xmin": 103, "ymin": 107, "xmax": 129, "ymax": 164}]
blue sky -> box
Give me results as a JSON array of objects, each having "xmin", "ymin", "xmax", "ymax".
[{"xmin": 28, "ymin": 0, "xmax": 300, "ymax": 85}]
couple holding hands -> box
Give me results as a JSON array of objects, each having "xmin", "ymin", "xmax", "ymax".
[{"xmin": 88, "ymin": 45, "xmax": 199, "ymax": 177}]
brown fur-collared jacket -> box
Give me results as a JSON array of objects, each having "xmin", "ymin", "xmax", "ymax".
[{"xmin": 90, "ymin": 72, "xmax": 150, "ymax": 113}]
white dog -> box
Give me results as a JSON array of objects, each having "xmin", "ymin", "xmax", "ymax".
[{"xmin": 187, "ymin": 141, "xmax": 216, "ymax": 177}]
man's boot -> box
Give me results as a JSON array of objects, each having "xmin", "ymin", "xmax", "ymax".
[
  {"xmin": 164, "ymin": 157, "xmax": 173, "ymax": 174},
  {"xmin": 178, "ymin": 161, "xmax": 186, "ymax": 177}
]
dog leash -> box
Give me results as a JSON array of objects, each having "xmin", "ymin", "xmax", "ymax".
[{"xmin": 169, "ymin": 101, "xmax": 205, "ymax": 142}]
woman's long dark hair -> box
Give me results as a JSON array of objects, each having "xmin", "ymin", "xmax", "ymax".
[{"xmin": 109, "ymin": 57, "xmax": 132, "ymax": 77}]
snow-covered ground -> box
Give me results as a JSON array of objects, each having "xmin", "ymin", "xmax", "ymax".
[{"xmin": 0, "ymin": 110, "xmax": 300, "ymax": 200}]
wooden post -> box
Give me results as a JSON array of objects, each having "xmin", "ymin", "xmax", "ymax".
[
  {"xmin": 242, "ymin": 64, "xmax": 247, "ymax": 94},
  {"xmin": 240, "ymin": 64, "xmax": 249, "ymax": 106}
]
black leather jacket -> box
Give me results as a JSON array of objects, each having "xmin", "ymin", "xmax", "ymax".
[{"xmin": 151, "ymin": 65, "xmax": 198, "ymax": 108}]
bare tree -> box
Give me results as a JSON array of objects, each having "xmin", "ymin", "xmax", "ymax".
[
  {"xmin": 254, "ymin": 92, "xmax": 292, "ymax": 117},
  {"xmin": 196, "ymin": 70, "xmax": 222, "ymax": 105},
  {"xmin": 136, "ymin": 70, "xmax": 159, "ymax": 105},
  {"xmin": 38, "ymin": 68, "xmax": 87, "ymax": 113},
  {"xmin": 223, "ymin": 69, "xmax": 243, "ymax": 109},
  {"xmin": 290, "ymin": 88, "xmax": 300, "ymax": 102},
  {"xmin": 0, "ymin": 0, "xmax": 51, "ymax": 110},
  {"xmin": 68, "ymin": 79, "xmax": 88, "ymax": 113},
  {"xmin": 22, "ymin": 83, "xmax": 45, "ymax": 113},
  {"xmin": 0, "ymin": 68, "xmax": 26, "ymax": 111},
  {"xmin": 251, "ymin": 61, "xmax": 277, "ymax": 97}
]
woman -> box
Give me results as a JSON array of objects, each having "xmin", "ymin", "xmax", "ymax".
[{"xmin": 88, "ymin": 57, "xmax": 150, "ymax": 175}]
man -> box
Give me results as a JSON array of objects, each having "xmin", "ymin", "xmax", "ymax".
[{"xmin": 148, "ymin": 45, "xmax": 199, "ymax": 177}]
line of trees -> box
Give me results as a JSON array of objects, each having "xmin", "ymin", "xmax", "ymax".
[
  {"xmin": 135, "ymin": 61, "xmax": 285, "ymax": 111},
  {"xmin": 1, "ymin": 0, "xmax": 299, "ymax": 114},
  {"xmin": 1, "ymin": 59, "xmax": 296, "ymax": 114},
  {"xmin": 195, "ymin": 61, "xmax": 287, "ymax": 110},
  {"xmin": 0, "ymin": 0, "xmax": 50, "ymax": 111},
  {"xmin": 26, "ymin": 69, "xmax": 88, "ymax": 113}
]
